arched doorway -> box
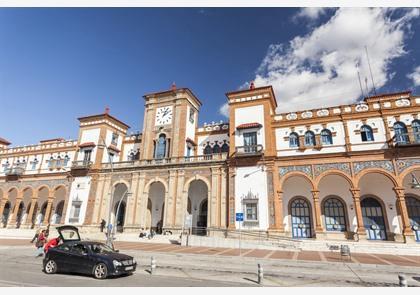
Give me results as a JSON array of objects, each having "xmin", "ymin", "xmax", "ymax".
[
  {"xmin": 2, "ymin": 202, "xmax": 11, "ymax": 228},
  {"xmin": 361, "ymin": 197, "xmax": 387, "ymax": 240},
  {"xmin": 290, "ymin": 198, "xmax": 313, "ymax": 238},
  {"xmin": 54, "ymin": 200, "xmax": 65, "ymax": 224},
  {"xmin": 114, "ymin": 201, "xmax": 126, "ymax": 233},
  {"xmin": 187, "ymin": 180, "xmax": 208, "ymax": 236},
  {"xmin": 52, "ymin": 186, "xmax": 66, "ymax": 224},
  {"xmin": 38, "ymin": 201, "xmax": 48, "ymax": 225},
  {"xmin": 148, "ymin": 182, "xmax": 165, "ymax": 234},
  {"xmin": 406, "ymin": 196, "xmax": 420, "ymax": 242},
  {"xmin": 112, "ymin": 183, "xmax": 128, "ymax": 233}
]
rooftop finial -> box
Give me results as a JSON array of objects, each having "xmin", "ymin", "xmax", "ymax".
[
  {"xmin": 105, "ymin": 106, "xmax": 110, "ymax": 114},
  {"xmin": 171, "ymin": 82, "xmax": 177, "ymax": 91},
  {"xmin": 249, "ymin": 81, "xmax": 255, "ymax": 90}
]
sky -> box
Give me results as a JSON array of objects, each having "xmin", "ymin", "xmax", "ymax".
[{"xmin": 1, "ymin": 7, "xmax": 420, "ymax": 146}]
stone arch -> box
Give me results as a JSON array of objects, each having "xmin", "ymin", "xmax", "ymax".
[
  {"xmin": 314, "ymin": 170, "xmax": 355, "ymax": 189},
  {"xmin": 279, "ymin": 171, "xmax": 315, "ymax": 190},
  {"xmin": 399, "ymin": 165, "xmax": 420, "ymax": 186},
  {"xmin": 144, "ymin": 177, "xmax": 169, "ymax": 194},
  {"xmin": 355, "ymin": 168, "xmax": 399, "ymax": 188},
  {"xmin": 111, "ymin": 179, "xmax": 131, "ymax": 191},
  {"xmin": 183, "ymin": 175, "xmax": 211, "ymax": 193},
  {"xmin": 51, "ymin": 186, "xmax": 67, "ymax": 224},
  {"xmin": 146, "ymin": 181, "xmax": 166, "ymax": 233},
  {"xmin": 186, "ymin": 179, "xmax": 209, "ymax": 235},
  {"xmin": 111, "ymin": 182, "xmax": 129, "ymax": 232}
]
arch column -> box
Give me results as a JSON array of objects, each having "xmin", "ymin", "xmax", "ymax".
[
  {"xmin": 311, "ymin": 190, "xmax": 323, "ymax": 233},
  {"xmin": 393, "ymin": 187, "xmax": 415, "ymax": 242},
  {"xmin": 9, "ymin": 191, "xmax": 23, "ymax": 227},
  {"xmin": 350, "ymin": 188, "xmax": 366, "ymax": 240},
  {"xmin": 43, "ymin": 190, "xmax": 54, "ymax": 224},
  {"xmin": 227, "ymin": 168, "xmax": 236, "ymax": 229},
  {"xmin": 26, "ymin": 197, "xmax": 38, "ymax": 226},
  {"xmin": 0, "ymin": 198, "xmax": 7, "ymax": 220},
  {"xmin": 275, "ymin": 190, "xmax": 285, "ymax": 232}
]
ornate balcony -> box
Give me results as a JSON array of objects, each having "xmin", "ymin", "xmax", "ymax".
[
  {"xmin": 70, "ymin": 160, "xmax": 93, "ymax": 176},
  {"xmin": 101, "ymin": 153, "xmax": 228, "ymax": 170},
  {"xmin": 234, "ymin": 144, "xmax": 264, "ymax": 157},
  {"xmin": 4, "ymin": 166, "xmax": 24, "ymax": 181}
]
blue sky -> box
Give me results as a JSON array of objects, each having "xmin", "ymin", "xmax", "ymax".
[{"xmin": 1, "ymin": 8, "xmax": 419, "ymax": 146}]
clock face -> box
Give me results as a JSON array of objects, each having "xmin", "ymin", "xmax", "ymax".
[{"xmin": 155, "ymin": 106, "xmax": 173, "ymax": 126}]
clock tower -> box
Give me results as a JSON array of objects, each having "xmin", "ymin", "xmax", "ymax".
[{"xmin": 140, "ymin": 85, "xmax": 201, "ymax": 160}]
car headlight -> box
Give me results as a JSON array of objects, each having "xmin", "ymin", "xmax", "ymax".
[
  {"xmin": 132, "ymin": 259, "xmax": 136, "ymax": 265},
  {"xmin": 113, "ymin": 260, "xmax": 122, "ymax": 267}
]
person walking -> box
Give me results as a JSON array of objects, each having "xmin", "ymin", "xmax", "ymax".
[
  {"xmin": 30, "ymin": 228, "xmax": 41, "ymax": 243},
  {"xmin": 100, "ymin": 219, "xmax": 106, "ymax": 233},
  {"xmin": 35, "ymin": 229, "xmax": 46, "ymax": 257}
]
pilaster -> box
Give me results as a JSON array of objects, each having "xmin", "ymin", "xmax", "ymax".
[
  {"xmin": 350, "ymin": 188, "xmax": 367, "ymax": 240},
  {"xmin": 393, "ymin": 186, "xmax": 415, "ymax": 242},
  {"xmin": 311, "ymin": 190, "xmax": 323, "ymax": 233}
]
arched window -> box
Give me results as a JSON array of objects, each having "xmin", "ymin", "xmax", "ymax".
[
  {"xmin": 412, "ymin": 120, "xmax": 420, "ymax": 143},
  {"xmin": 212, "ymin": 142, "xmax": 221, "ymax": 154},
  {"xmin": 221, "ymin": 141, "xmax": 229, "ymax": 153},
  {"xmin": 155, "ymin": 134, "xmax": 167, "ymax": 159},
  {"xmin": 323, "ymin": 197, "xmax": 346, "ymax": 232},
  {"xmin": 289, "ymin": 132, "xmax": 299, "ymax": 148},
  {"xmin": 360, "ymin": 125, "xmax": 374, "ymax": 142},
  {"xmin": 394, "ymin": 122, "xmax": 409, "ymax": 144},
  {"xmin": 320, "ymin": 129, "xmax": 333, "ymax": 145},
  {"xmin": 304, "ymin": 131, "xmax": 315, "ymax": 147},
  {"xmin": 203, "ymin": 143, "xmax": 212, "ymax": 155}
]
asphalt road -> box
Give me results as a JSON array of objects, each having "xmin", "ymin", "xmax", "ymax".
[{"xmin": 0, "ymin": 247, "xmax": 248, "ymax": 287}]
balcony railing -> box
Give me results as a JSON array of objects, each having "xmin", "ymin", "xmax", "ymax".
[
  {"xmin": 391, "ymin": 133, "xmax": 420, "ymax": 147},
  {"xmin": 71, "ymin": 160, "xmax": 93, "ymax": 169},
  {"xmin": 235, "ymin": 144, "xmax": 264, "ymax": 156},
  {"xmin": 4, "ymin": 166, "xmax": 25, "ymax": 176},
  {"xmin": 101, "ymin": 153, "xmax": 228, "ymax": 169}
]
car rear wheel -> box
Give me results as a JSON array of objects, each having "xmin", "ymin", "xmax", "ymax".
[
  {"xmin": 93, "ymin": 263, "xmax": 108, "ymax": 279},
  {"xmin": 44, "ymin": 259, "xmax": 57, "ymax": 274}
]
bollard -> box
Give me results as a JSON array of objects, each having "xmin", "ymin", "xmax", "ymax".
[
  {"xmin": 398, "ymin": 274, "xmax": 407, "ymax": 287},
  {"xmin": 151, "ymin": 256, "xmax": 156, "ymax": 275},
  {"xmin": 257, "ymin": 263, "xmax": 263, "ymax": 285}
]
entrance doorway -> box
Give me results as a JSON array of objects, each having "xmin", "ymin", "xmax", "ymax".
[
  {"xmin": 290, "ymin": 198, "xmax": 313, "ymax": 238},
  {"xmin": 361, "ymin": 197, "xmax": 387, "ymax": 240}
]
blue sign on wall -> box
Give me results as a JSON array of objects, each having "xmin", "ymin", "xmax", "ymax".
[{"xmin": 236, "ymin": 213, "xmax": 244, "ymax": 221}]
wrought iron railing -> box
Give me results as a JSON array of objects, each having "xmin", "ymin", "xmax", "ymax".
[
  {"xmin": 101, "ymin": 153, "xmax": 228, "ymax": 169},
  {"xmin": 71, "ymin": 160, "xmax": 93, "ymax": 169},
  {"xmin": 235, "ymin": 144, "xmax": 264, "ymax": 155}
]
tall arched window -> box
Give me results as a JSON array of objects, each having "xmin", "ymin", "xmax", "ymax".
[
  {"xmin": 221, "ymin": 141, "xmax": 229, "ymax": 153},
  {"xmin": 323, "ymin": 197, "xmax": 346, "ymax": 232},
  {"xmin": 360, "ymin": 125, "xmax": 374, "ymax": 142},
  {"xmin": 320, "ymin": 129, "xmax": 333, "ymax": 145},
  {"xmin": 155, "ymin": 134, "xmax": 167, "ymax": 159},
  {"xmin": 412, "ymin": 120, "xmax": 420, "ymax": 143},
  {"xmin": 203, "ymin": 143, "xmax": 212, "ymax": 155},
  {"xmin": 304, "ymin": 131, "xmax": 315, "ymax": 146},
  {"xmin": 212, "ymin": 142, "xmax": 221, "ymax": 154},
  {"xmin": 289, "ymin": 132, "xmax": 299, "ymax": 148},
  {"xmin": 394, "ymin": 122, "xmax": 409, "ymax": 144}
]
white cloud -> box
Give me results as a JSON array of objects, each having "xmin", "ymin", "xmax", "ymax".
[
  {"xmin": 295, "ymin": 7, "xmax": 329, "ymax": 21},
  {"xmin": 219, "ymin": 102, "xmax": 229, "ymax": 118},
  {"xmin": 407, "ymin": 66, "xmax": 420, "ymax": 86},
  {"xmin": 254, "ymin": 8, "xmax": 420, "ymax": 113}
]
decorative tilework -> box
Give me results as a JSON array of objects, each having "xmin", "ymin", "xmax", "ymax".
[
  {"xmin": 353, "ymin": 160, "xmax": 394, "ymax": 175},
  {"xmin": 396, "ymin": 159, "xmax": 420, "ymax": 174},
  {"xmin": 279, "ymin": 165, "xmax": 312, "ymax": 178},
  {"xmin": 314, "ymin": 163, "xmax": 351, "ymax": 177}
]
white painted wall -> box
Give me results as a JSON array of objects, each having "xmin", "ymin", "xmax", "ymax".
[
  {"xmin": 78, "ymin": 128, "xmax": 100, "ymax": 162},
  {"xmin": 234, "ymin": 105, "xmax": 265, "ymax": 149},
  {"xmin": 184, "ymin": 105, "xmax": 197, "ymax": 157},
  {"xmin": 234, "ymin": 166, "xmax": 268, "ymax": 230},
  {"xmin": 65, "ymin": 176, "xmax": 91, "ymax": 225}
]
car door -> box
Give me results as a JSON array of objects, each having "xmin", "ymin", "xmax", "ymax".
[
  {"xmin": 69, "ymin": 244, "xmax": 96, "ymax": 274},
  {"xmin": 52, "ymin": 244, "xmax": 73, "ymax": 272}
]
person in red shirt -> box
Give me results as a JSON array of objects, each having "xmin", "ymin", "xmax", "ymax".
[{"xmin": 44, "ymin": 237, "xmax": 61, "ymax": 254}]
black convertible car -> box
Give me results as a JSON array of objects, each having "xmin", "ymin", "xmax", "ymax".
[{"xmin": 43, "ymin": 225, "xmax": 137, "ymax": 279}]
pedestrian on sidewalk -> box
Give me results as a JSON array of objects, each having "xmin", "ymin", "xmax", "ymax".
[
  {"xmin": 30, "ymin": 228, "xmax": 41, "ymax": 243},
  {"xmin": 35, "ymin": 229, "xmax": 47, "ymax": 257},
  {"xmin": 100, "ymin": 219, "xmax": 106, "ymax": 233}
]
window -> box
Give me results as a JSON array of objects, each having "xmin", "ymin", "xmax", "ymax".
[
  {"xmin": 189, "ymin": 108, "xmax": 195, "ymax": 123},
  {"xmin": 71, "ymin": 244, "xmax": 88, "ymax": 255},
  {"xmin": 245, "ymin": 202, "xmax": 258, "ymax": 221},
  {"xmin": 221, "ymin": 141, "xmax": 229, "ymax": 153},
  {"xmin": 394, "ymin": 122, "xmax": 409, "ymax": 144},
  {"xmin": 360, "ymin": 125, "xmax": 374, "ymax": 142},
  {"xmin": 323, "ymin": 198, "xmax": 346, "ymax": 232},
  {"xmin": 31, "ymin": 158, "xmax": 38, "ymax": 170},
  {"xmin": 289, "ymin": 132, "xmax": 299, "ymax": 148},
  {"xmin": 212, "ymin": 142, "xmax": 221, "ymax": 154},
  {"xmin": 128, "ymin": 152, "xmax": 135, "ymax": 161},
  {"xmin": 2, "ymin": 160, "xmax": 9, "ymax": 172},
  {"xmin": 304, "ymin": 131, "xmax": 315, "ymax": 146},
  {"xmin": 186, "ymin": 146, "xmax": 192, "ymax": 157},
  {"xmin": 243, "ymin": 131, "xmax": 257, "ymax": 153},
  {"xmin": 203, "ymin": 143, "xmax": 212, "ymax": 155},
  {"xmin": 63, "ymin": 154, "xmax": 70, "ymax": 166},
  {"xmin": 111, "ymin": 133, "xmax": 119, "ymax": 146},
  {"xmin": 83, "ymin": 149, "xmax": 92, "ymax": 164},
  {"xmin": 412, "ymin": 120, "xmax": 420, "ymax": 143},
  {"xmin": 155, "ymin": 134, "xmax": 167, "ymax": 159},
  {"xmin": 69, "ymin": 200, "xmax": 82, "ymax": 223},
  {"xmin": 321, "ymin": 129, "xmax": 333, "ymax": 145}
]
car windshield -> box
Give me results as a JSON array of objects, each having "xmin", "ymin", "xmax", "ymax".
[{"xmin": 88, "ymin": 243, "xmax": 115, "ymax": 254}]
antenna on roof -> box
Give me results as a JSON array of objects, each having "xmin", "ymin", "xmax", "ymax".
[
  {"xmin": 356, "ymin": 62, "xmax": 365, "ymax": 98},
  {"xmin": 364, "ymin": 77, "xmax": 369, "ymax": 97},
  {"xmin": 365, "ymin": 46, "xmax": 377, "ymax": 95}
]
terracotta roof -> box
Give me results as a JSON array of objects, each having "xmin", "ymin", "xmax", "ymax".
[
  {"xmin": 0, "ymin": 137, "xmax": 11, "ymax": 145},
  {"xmin": 186, "ymin": 137, "xmax": 197, "ymax": 146},
  {"xmin": 107, "ymin": 145, "xmax": 121, "ymax": 153},
  {"xmin": 78, "ymin": 142, "xmax": 96, "ymax": 148},
  {"xmin": 236, "ymin": 123, "xmax": 262, "ymax": 130}
]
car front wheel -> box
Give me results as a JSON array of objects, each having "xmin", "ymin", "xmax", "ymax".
[
  {"xmin": 93, "ymin": 263, "xmax": 108, "ymax": 279},
  {"xmin": 44, "ymin": 259, "xmax": 57, "ymax": 274}
]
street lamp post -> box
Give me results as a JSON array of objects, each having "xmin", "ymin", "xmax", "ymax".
[{"xmin": 113, "ymin": 189, "xmax": 132, "ymax": 238}]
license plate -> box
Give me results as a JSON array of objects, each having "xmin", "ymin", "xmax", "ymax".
[{"xmin": 125, "ymin": 266, "xmax": 133, "ymax": 271}]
